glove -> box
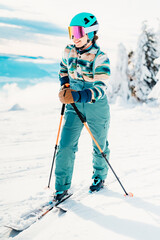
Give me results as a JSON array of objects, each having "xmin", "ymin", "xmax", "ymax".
[{"xmin": 58, "ymin": 88, "xmax": 76, "ymax": 104}]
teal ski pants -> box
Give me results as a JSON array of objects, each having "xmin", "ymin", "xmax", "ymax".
[{"xmin": 55, "ymin": 96, "xmax": 110, "ymax": 191}]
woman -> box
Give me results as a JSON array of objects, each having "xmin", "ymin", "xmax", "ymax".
[{"xmin": 54, "ymin": 12, "xmax": 111, "ymax": 201}]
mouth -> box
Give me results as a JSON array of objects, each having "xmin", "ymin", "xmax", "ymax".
[{"xmin": 74, "ymin": 39, "xmax": 81, "ymax": 44}]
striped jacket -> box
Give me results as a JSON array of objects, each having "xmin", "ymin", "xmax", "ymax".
[{"xmin": 59, "ymin": 43, "xmax": 110, "ymax": 103}]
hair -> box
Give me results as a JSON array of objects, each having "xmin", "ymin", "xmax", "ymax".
[{"xmin": 94, "ymin": 34, "xmax": 98, "ymax": 41}]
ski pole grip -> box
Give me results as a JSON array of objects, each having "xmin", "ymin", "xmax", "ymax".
[
  {"xmin": 61, "ymin": 104, "xmax": 65, "ymax": 115},
  {"xmin": 71, "ymin": 103, "xmax": 85, "ymax": 123}
]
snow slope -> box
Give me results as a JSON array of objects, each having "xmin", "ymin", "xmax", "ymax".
[{"xmin": 0, "ymin": 83, "xmax": 160, "ymax": 240}]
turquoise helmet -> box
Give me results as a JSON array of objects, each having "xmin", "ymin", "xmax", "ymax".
[{"xmin": 69, "ymin": 12, "xmax": 99, "ymax": 40}]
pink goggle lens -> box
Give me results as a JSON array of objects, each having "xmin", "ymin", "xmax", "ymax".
[{"xmin": 68, "ymin": 26, "xmax": 85, "ymax": 39}]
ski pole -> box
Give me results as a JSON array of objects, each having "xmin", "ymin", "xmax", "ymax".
[
  {"xmin": 71, "ymin": 103, "xmax": 133, "ymax": 197},
  {"xmin": 47, "ymin": 104, "xmax": 65, "ymax": 188}
]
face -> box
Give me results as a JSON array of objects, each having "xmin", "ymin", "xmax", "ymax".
[{"xmin": 72, "ymin": 34, "xmax": 88, "ymax": 48}]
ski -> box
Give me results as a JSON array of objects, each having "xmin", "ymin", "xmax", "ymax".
[{"xmin": 5, "ymin": 193, "xmax": 73, "ymax": 231}]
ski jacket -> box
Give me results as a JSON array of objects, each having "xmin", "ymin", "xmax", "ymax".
[{"xmin": 59, "ymin": 43, "xmax": 110, "ymax": 103}]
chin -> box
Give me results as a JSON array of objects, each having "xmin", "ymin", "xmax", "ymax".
[{"xmin": 76, "ymin": 43, "xmax": 82, "ymax": 48}]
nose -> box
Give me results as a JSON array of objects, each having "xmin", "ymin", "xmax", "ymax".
[{"xmin": 73, "ymin": 37, "xmax": 79, "ymax": 40}]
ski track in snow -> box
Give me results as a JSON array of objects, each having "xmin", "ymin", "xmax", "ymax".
[{"xmin": 0, "ymin": 84, "xmax": 160, "ymax": 240}]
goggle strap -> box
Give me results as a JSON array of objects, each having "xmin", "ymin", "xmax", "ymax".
[{"xmin": 85, "ymin": 24, "xmax": 99, "ymax": 34}]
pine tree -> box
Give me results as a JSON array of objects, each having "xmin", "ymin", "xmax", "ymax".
[
  {"xmin": 128, "ymin": 50, "xmax": 136, "ymax": 98},
  {"xmin": 148, "ymin": 57, "xmax": 160, "ymax": 100},
  {"xmin": 130, "ymin": 21, "xmax": 160, "ymax": 101}
]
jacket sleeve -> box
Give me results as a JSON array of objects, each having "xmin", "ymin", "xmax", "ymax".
[
  {"xmin": 59, "ymin": 46, "xmax": 70, "ymax": 86},
  {"xmin": 89, "ymin": 53, "xmax": 111, "ymax": 102}
]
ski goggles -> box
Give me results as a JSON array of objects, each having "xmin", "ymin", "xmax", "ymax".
[{"xmin": 68, "ymin": 24, "xmax": 99, "ymax": 39}]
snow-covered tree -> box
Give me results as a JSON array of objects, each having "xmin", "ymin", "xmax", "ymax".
[
  {"xmin": 128, "ymin": 50, "xmax": 136, "ymax": 96},
  {"xmin": 148, "ymin": 57, "xmax": 160, "ymax": 101},
  {"xmin": 109, "ymin": 43, "xmax": 131, "ymax": 102},
  {"xmin": 129, "ymin": 21, "xmax": 160, "ymax": 101}
]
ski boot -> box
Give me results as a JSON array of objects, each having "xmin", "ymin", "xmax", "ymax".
[
  {"xmin": 54, "ymin": 190, "xmax": 68, "ymax": 202},
  {"xmin": 89, "ymin": 177, "xmax": 104, "ymax": 193}
]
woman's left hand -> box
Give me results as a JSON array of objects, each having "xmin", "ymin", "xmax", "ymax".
[{"xmin": 59, "ymin": 88, "xmax": 76, "ymax": 104}]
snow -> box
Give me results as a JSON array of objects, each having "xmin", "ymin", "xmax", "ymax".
[
  {"xmin": 128, "ymin": 21, "xmax": 160, "ymax": 101},
  {"xmin": 1, "ymin": 1, "xmax": 160, "ymax": 239},
  {"xmin": 148, "ymin": 79, "xmax": 160, "ymax": 101},
  {"xmin": 9, "ymin": 104, "xmax": 24, "ymax": 111},
  {"xmin": 148, "ymin": 67, "xmax": 160, "ymax": 101},
  {"xmin": 0, "ymin": 83, "xmax": 160, "ymax": 240},
  {"xmin": 109, "ymin": 43, "xmax": 131, "ymax": 102}
]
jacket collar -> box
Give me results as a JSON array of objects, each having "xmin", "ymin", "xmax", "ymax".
[{"xmin": 75, "ymin": 42, "xmax": 100, "ymax": 55}]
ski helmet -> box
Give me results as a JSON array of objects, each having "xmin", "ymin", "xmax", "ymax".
[{"xmin": 69, "ymin": 12, "xmax": 99, "ymax": 40}]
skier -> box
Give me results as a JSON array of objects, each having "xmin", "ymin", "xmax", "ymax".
[{"xmin": 54, "ymin": 12, "xmax": 111, "ymax": 201}]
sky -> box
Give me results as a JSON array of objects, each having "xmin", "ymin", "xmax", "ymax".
[{"xmin": 0, "ymin": 0, "xmax": 160, "ymax": 65}]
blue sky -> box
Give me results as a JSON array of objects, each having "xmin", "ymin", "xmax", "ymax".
[
  {"xmin": 0, "ymin": 3, "xmax": 13, "ymax": 11},
  {"xmin": 1, "ymin": 0, "xmax": 160, "ymax": 60},
  {"xmin": 0, "ymin": 17, "xmax": 67, "ymax": 41},
  {"xmin": 0, "ymin": 0, "xmax": 160, "ymax": 86},
  {"xmin": 0, "ymin": 2, "xmax": 65, "ymax": 85}
]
